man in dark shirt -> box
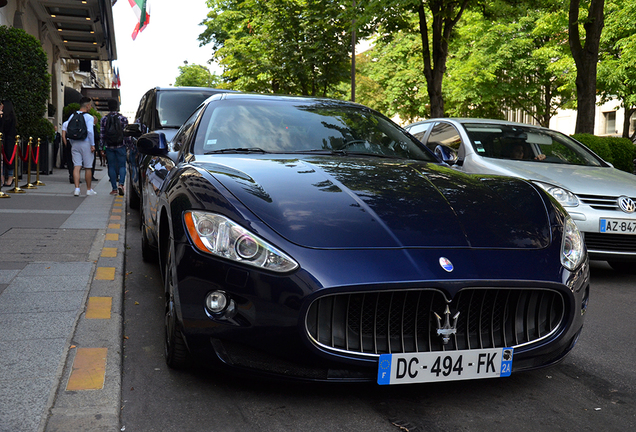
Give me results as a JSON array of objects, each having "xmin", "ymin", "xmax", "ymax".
[{"xmin": 100, "ymin": 99, "xmax": 129, "ymax": 195}]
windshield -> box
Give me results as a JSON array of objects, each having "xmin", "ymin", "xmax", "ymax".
[
  {"xmin": 463, "ymin": 123, "xmax": 605, "ymax": 166},
  {"xmin": 193, "ymin": 98, "xmax": 436, "ymax": 161},
  {"xmin": 156, "ymin": 90, "xmax": 223, "ymax": 128}
]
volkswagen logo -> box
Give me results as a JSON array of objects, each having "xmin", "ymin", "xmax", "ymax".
[{"xmin": 617, "ymin": 196, "xmax": 636, "ymax": 214}]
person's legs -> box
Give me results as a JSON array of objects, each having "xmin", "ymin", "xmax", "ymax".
[
  {"xmin": 116, "ymin": 146, "xmax": 127, "ymax": 193},
  {"xmin": 85, "ymin": 167, "xmax": 92, "ymax": 191},
  {"xmin": 105, "ymin": 147, "xmax": 118, "ymax": 191},
  {"xmin": 73, "ymin": 165, "xmax": 81, "ymax": 189}
]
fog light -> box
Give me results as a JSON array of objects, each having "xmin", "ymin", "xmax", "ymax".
[{"xmin": 206, "ymin": 291, "xmax": 228, "ymax": 314}]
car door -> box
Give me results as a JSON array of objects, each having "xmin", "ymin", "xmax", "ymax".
[{"xmin": 144, "ymin": 106, "xmax": 203, "ymax": 235}]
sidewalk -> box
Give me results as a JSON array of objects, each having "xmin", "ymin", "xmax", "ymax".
[{"xmin": 0, "ymin": 166, "xmax": 125, "ymax": 432}]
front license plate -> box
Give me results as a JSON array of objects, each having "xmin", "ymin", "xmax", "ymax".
[
  {"xmin": 600, "ymin": 218, "xmax": 636, "ymax": 234},
  {"xmin": 377, "ymin": 348, "xmax": 513, "ymax": 385}
]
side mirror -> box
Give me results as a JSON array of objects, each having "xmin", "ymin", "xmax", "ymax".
[
  {"xmin": 435, "ymin": 144, "xmax": 459, "ymax": 165},
  {"xmin": 124, "ymin": 123, "xmax": 143, "ymax": 138},
  {"xmin": 137, "ymin": 132, "xmax": 169, "ymax": 156}
]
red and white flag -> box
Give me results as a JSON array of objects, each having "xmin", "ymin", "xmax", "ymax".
[{"xmin": 128, "ymin": 0, "xmax": 150, "ymax": 40}]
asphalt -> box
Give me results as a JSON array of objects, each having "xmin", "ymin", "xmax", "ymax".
[{"xmin": 0, "ymin": 164, "xmax": 126, "ymax": 432}]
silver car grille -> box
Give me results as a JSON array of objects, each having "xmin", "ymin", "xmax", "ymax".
[
  {"xmin": 306, "ymin": 288, "xmax": 564, "ymax": 357},
  {"xmin": 584, "ymin": 232, "xmax": 636, "ymax": 253},
  {"xmin": 578, "ymin": 194, "xmax": 636, "ymax": 211}
]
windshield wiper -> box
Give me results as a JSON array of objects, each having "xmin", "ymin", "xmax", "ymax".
[{"xmin": 204, "ymin": 147, "xmax": 269, "ymax": 154}]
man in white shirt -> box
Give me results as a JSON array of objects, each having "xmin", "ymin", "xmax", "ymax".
[{"xmin": 65, "ymin": 97, "xmax": 97, "ymax": 196}]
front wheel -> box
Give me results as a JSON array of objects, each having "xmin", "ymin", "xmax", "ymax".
[
  {"xmin": 608, "ymin": 260, "xmax": 636, "ymax": 274},
  {"xmin": 164, "ymin": 251, "xmax": 191, "ymax": 369}
]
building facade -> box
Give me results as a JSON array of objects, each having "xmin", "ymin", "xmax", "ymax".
[{"xmin": 0, "ymin": 0, "xmax": 117, "ymax": 131}]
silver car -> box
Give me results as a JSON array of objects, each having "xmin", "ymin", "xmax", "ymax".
[{"xmin": 405, "ymin": 118, "xmax": 636, "ymax": 273}]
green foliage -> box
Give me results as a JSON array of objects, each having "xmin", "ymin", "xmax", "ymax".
[
  {"xmin": 199, "ymin": 0, "xmax": 351, "ymax": 97},
  {"xmin": 175, "ymin": 63, "xmax": 221, "ymax": 88},
  {"xmin": 30, "ymin": 117, "xmax": 56, "ymax": 144},
  {"xmin": 598, "ymin": 0, "xmax": 636, "ymax": 137},
  {"xmin": 445, "ymin": 9, "xmax": 575, "ymax": 125},
  {"xmin": 0, "ymin": 26, "xmax": 51, "ymax": 141},
  {"xmin": 356, "ymin": 31, "xmax": 429, "ymax": 123},
  {"xmin": 572, "ymin": 133, "xmax": 635, "ymax": 173}
]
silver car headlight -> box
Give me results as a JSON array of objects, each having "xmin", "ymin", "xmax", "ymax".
[
  {"xmin": 533, "ymin": 181, "xmax": 579, "ymax": 207},
  {"xmin": 561, "ymin": 215, "xmax": 585, "ymax": 271},
  {"xmin": 184, "ymin": 211, "xmax": 299, "ymax": 273}
]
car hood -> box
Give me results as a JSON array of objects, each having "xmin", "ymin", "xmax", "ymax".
[
  {"xmin": 196, "ymin": 156, "xmax": 551, "ymax": 249},
  {"xmin": 473, "ymin": 158, "xmax": 636, "ymax": 196}
]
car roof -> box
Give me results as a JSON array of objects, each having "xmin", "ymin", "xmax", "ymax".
[
  {"xmin": 408, "ymin": 118, "xmax": 550, "ymax": 131},
  {"xmin": 152, "ymin": 86, "xmax": 236, "ymax": 93}
]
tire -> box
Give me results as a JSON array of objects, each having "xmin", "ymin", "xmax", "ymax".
[
  {"xmin": 164, "ymin": 250, "xmax": 191, "ymax": 369},
  {"xmin": 128, "ymin": 175, "xmax": 140, "ymax": 210},
  {"xmin": 608, "ymin": 261, "xmax": 636, "ymax": 274},
  {"xmin": 140, "ymin": 218, "xmax": 157, "ymax": 263}
]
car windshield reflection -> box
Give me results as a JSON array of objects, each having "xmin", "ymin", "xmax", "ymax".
[
  {"xmin": 193, "ymin": 99, "xmax": 436, "ymax": 162},
  {"xmin": 463, "ymin": 123, "xmax": 604, "ymax": 166}
]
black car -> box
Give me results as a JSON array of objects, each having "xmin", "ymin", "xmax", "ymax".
[
  {"xmin": 124, "ymin": 86, "xmax": 234, "ymax": 210},
  {"xmin": 135, "ymin": 93, "xmax": 589, "ymax": 384}
]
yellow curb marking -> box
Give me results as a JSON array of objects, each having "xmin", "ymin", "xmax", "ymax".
[
  {"xmin": 86, "ymin": 297, "xmax": 112, "ymax": 319},
  {"xmin": 114, "ymin": 202, "xmax": 123, "ymax": 207},
  {"xmin": 112, "ymin": 208, "xmax": 122, "ymax": 213},
  {"xmin": 66, "ymin": 347, "xmax": 108, "ymax": 391},
  {"xmin": 110, "ymin": 215, "xmax": 121, "ymax": 221},
  {"xmin": 101, "ymin": 247, "xmax": 117, "ymax": 258},
  {"xmin": 108, "ymin": 223, "xmax": 120, "ymax": 230},
  {"xmin": 105, "ymin": 233, "xmax": 118, "ymax": 241},
  {"xmin": 95, "ymin": 267, "xmax": 116, "ymax": 280}
]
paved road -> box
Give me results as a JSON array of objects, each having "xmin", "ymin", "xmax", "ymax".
[
  {"xmin": 120, "ymin": 198, "xmax": 636, "ymax": 432},
  {"xmin": 0, "ymin": 166, "xmax": 126, "ymax": 432}
]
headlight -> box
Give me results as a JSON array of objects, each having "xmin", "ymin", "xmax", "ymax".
[
  {"xmin": 184, "ymin": 211, "xmax": 299, "ymax": 273},
  {"xmin": 561, "ymin": 216, "xmax": 585, "ymax": 271},
  {"xmin": 533, "ymin": 181, "xmax": 579, "ymax": 207}
]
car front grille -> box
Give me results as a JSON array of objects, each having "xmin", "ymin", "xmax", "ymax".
[
  {"xmin": 306, "ymin": 288, "xmax": 565, "ymax": 357},
  {"xmin": 578, "ymin": 194, "xmax": 636, "ymax": 211},
  {"xmin": 584, "ymin": 232, "xmax": 636, "ymax": 253}
]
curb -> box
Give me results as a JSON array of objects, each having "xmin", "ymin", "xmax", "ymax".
[{"xmin": 43, "ymin": 194, "xmax": 127, "ymax": 432}]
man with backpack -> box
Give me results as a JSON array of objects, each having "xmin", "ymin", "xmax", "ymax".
[
  {"xmin": 100, "ymin": 99, "xmax": 129, "ymax": 196},
  {"xmin": 65, "ymin": 97, "xmax": 97, "ymax": 196}
]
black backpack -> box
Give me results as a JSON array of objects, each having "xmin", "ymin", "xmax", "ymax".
[
  {"xmin": 66, "ymin": 112, "xmax": 88, "ymax": 140},
  {"xmin": 104, "ymin": 113, "xmax": 124, "ymax": 146}
]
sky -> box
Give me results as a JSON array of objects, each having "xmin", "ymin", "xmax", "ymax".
[
  {"xmin": 110, "ymin": 0, "xmax": 372, "ymax": 118},
  {"xmin": 111, "ymin": 0, "xmax": 220, "ymax": 116}
]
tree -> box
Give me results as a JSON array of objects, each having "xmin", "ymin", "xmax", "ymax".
[
  {"xmin": 359, "ymin": 0, "xmax": 475, "ymax": 118},
  {"xmin": 598, "ymin": 0, "xmax": 636, "ymax": 140},
  {"xmin": 0, "ymin": 26, "xmax": 50, "ymax": 140},
  {"xmin": 199, "ymin": 0, "xmax": 351, "ymax": 97},
  {"xmin": 446, "ymin": 9, "xmax": 575, "ymax": 126},
  {"xmin": 356, "ymin": 30, "xmax": 430, "ymax": 123},
  {"xmin": 569, "ymin": 0, "xmax": 605, "ymax": 134},
  {"xmin": 174, "ymin": 63, "xmax": 221, "ymax": 88}
]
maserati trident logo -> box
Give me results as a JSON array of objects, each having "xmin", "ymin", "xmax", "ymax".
[
  {"xmin": 439, "ymin": 257, "xmax": 454, "ymax": 272},
  {"xmin": 617, "ymin": 196, "xmax": 636, "ymax": 214},
  {"xmin": 434, "ymin": 305, "xmax": 460, "ymax": 345}
]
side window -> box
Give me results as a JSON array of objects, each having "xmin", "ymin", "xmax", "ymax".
[
  {"xmin": 173, "ymin": 106, "xmax": 204, "ymax": 153},
  {"xmin": 135, "ymin": 92, "xmax": 148, "ymax": 132},
  {"xmin": 407, "ymin": 123, "xmax": 432, "ymax": 142},
  {"xmin": 427, "ymin": 122, "xmax": 461, "ymax": 151}
]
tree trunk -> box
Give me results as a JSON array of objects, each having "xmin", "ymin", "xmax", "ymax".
[
  {"xmin": 417, "ymin": 1, "xmax": 468, "ymax": 119},
  {"xmin": 623, "ymin": 106, "xmax": 635, "ymax": 139},
  {"xmin": 569, "ymin": 0, "xmax": 605, "ymax": 135}
]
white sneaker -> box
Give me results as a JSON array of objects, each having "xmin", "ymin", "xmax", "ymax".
[
  {"xmin": 74, "ymin": 188, "xmax": 80, "ymax": 196},
  {"xmin": 87, "ymin": 189, "xmax": 97, "ymax": 196}
]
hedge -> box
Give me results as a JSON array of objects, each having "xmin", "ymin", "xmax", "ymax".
[
  {"xmin": 571, "ymin": 133, "xmax": 635, "ymax": 174},
  {"xmin": 0, "ymin": 26, "xmax": 51, "ymax": 142}
]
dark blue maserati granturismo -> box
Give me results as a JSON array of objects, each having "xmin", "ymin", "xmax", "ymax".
[{"xmin": 131, "ymin": 93, "xmax": 590, "ymax": 385}]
